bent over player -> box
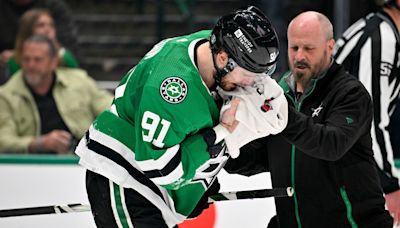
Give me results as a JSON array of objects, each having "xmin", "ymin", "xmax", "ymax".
[{"xmin": 75, "ymin": 6, "xmax": 281, "ymax": 228}]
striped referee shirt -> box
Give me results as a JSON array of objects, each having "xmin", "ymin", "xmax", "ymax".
[{"xmin": 334, "ymin": 10, "xmax": 400, "ymax": 193}]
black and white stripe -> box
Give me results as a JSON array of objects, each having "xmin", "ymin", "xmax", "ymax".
[
  {"xmin": 84, "ymin": 132, "xmax": 164, "ymax": 198},
  {"xmin": 334, "ymin": 11, "xmax": 400, "ymax": 192},
  {"xmin": 134, "ymin": 144, "xmax": 184, "ymax": 186},
  {"xmin": 75, "ymin": 126, "xmax": 186, "ymax": 226}
]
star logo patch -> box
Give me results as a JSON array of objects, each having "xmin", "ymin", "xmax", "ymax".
[
  {"xmin": 160, "ymin": 77, "xmax": 188, "ymax": 104},
  {"xmin": 311, "ymin": 103, "xmax": 324, "ymax": 118}
]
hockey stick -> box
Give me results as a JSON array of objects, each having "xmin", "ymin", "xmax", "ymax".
[
  {"xmin": 0, "ymin": 203, "xmax": 90, "ymax": 218},
  {"xmin": 208, "ymin": 187, "xmax": 293, "ymax": 202},
  {"xmin": 0, "ymin": 187, "xmax": 293, "ymax": 218}
]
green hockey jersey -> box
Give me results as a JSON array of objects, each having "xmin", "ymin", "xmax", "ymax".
[{"xmin": 75, "ymin": 30, "xmax": 223, "ymax": 226}]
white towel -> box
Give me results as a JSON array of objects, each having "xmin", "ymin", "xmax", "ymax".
[{"xmin": 218, "ymin": 77, "xmax": 288, "ymax": 158}]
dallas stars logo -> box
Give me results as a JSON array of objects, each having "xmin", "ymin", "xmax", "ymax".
[
  {"xmin": 311, "ymin": 102, "xmax": 323, "ymax": 118},
  {"xmin": 160, "ymin": 77, "xmax": 188, "ymax": 104}
]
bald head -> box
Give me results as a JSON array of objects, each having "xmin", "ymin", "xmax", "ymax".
[
  {"xmin": 288, "ymin": 11, "xmax": 333, "ymax": 41},
  {"xmin": 287, "ymin": 11, "xmax": 335, "ymax": 92}
]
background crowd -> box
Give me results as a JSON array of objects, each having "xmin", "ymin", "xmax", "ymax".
[{"xmin": 0, "ymin": 0, "xmax": 399, "ymax": 226}]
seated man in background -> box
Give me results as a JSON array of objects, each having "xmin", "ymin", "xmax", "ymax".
[{"xmin": 0, "ymin": 35, "xmax": 113, "ymax": 154}]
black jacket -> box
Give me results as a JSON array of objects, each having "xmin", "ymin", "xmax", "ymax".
[{"xmin": 225, "ymin": 63, "xmax": 393, "ymax": 228}]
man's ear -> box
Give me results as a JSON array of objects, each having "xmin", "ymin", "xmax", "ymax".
[
  {"xmin": 327, "ymin": 38, "xmax": 335, "ymax": 54},
  {"xmin": 216, "ymin": 51, "xmax": 229, "ymax": 68}
]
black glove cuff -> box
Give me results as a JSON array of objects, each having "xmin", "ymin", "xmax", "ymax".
[
  {"xmin": 201, "ymin": 128, "xmax": 217, "ymax": 147},
  {"xmin": 187, "ymin": 179, "xmax": 221, "ymax": 219},
  {"xmin": 201, "ymin": 128, "xmax": 224, "ymax": 158}
]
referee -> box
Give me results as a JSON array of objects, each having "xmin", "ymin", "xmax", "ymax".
[{"xmin": 334, "ymin": 0, "xmax": 400, "ymax": 224}]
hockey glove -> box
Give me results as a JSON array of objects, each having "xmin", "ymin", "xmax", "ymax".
[{"xmin": 187, "ymin": 178, "xmax": 220, "ymax": 218}]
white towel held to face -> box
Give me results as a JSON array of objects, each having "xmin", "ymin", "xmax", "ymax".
[{"xmin": 218, "ymin": 77, "xmax": 288, "ymax": 158}]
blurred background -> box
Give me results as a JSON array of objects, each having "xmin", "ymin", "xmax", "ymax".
[
  {"xmin": 59, "ymin": 2, "xmax": 400, "ymax": 227},
  {"xmin": 0, "ymin": 1, "xmax": 399, "ymax": 227}
]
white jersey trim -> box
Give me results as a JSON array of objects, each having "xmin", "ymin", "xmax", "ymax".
[
  {"xmin": 151, "ymin": 163, "xmax": 184, "ymax": 186},
  {"xmin": 88, "ymin": 125, "xmax": 140, "ymax": 170},
  {"xmin": 136, "ymin": 144, "xmax": 179, "ymax": 171},
  {"xmin": 75, "ymin": 137, "xmax": 186, "ymax": 227}
]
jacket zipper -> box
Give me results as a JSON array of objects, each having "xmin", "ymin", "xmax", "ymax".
[
  {"xmin": 286, "ymin": 81, "xmax": 317, "ymax": 228},
  {"xmin": 289, "ymin": 93, "xmax": 303, "ymax": 228}
]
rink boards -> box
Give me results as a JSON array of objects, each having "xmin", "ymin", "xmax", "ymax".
[{"xmin": 0, "ymin": 155, "xmax": 276, "ymax": 228}]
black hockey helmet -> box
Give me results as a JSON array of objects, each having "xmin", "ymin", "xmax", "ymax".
[{"xmin": 210, "ymin": 6, "xmax": 279, "ymax": 74}]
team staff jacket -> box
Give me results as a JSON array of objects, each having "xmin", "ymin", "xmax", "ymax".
[
  {"xmin": 0, "ymin": 68, "xmax": 113, "ymax": 153},
  {"xmin": 76, "ymin": 30, "xmax": 223, "ymax": 227},
  {"xmin": 224, "ymin": 62, "xmax": 392, "ymax": 227}
]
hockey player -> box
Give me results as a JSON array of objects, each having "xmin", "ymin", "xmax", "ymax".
[{"xmin": 75, "ymin": 6, "xmax": 280, "ymax": 228}]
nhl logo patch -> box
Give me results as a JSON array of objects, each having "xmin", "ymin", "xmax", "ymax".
[{"xmin": 160, "ymin": 77, "xmax": 188, "ymax": 104}]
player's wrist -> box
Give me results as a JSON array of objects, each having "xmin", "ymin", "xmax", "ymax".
[
  {"xmin": 213, "ymin": 124, "xmax": 230, "ymax": 144},
  {"xmin": 202, "ymin": 124, "xmax": 230, "ymax": 146},
  {"xmin": 201, "ymin": 125, "xmax": 229, "ymax": 158}
]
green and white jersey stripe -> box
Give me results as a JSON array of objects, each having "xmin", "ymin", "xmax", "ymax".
[{"xmin": 110, "ymin": 181, "xmax": 133, "ymax": 228}]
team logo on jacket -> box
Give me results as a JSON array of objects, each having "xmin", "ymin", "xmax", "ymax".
[
  {"xmin": 311, "ymin": 102, "xmax": 324, "ymax": 117},
  {"xmin": 160, "ymin": 77, "xmax": 188, "ymax": 104}
]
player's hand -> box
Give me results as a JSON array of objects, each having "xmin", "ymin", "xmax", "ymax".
[
  {"xmin": 385, "ymin": 189, "xmax": 400, "ymax": 225},
  {"xmin": 220, "ymin": 98, "xmax": 240, "ymax": 133},
  {"xmin": 187, "ymin": 179, "xmax": 220, "ymax": 219}
]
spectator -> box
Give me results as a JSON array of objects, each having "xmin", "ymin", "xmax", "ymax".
[
  {"xmin": 74, "ymin": 6, "xmax": 284, "ymax": 228},
  {"xmin": 0, "ymin": 35, "xmax": 112, "ymax": 154},
  {"xmin": 0, "ymin": 0, "xmax": 77, "ymax": 66},
  {"xmin": 334, "ymin": 0, "xmax": 400, "ymax": 224},
  {"xmin": 6, "ymin": 8, "xmax": 78, "ymax": 78},
  {"xmin": 225, "ymin": 11, "xmax": 393, "ymax": 227}
]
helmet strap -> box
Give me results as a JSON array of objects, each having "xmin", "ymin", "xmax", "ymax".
[{"xmin": 212, "ymin": 54, "xmax": 233, "ymax": 86}]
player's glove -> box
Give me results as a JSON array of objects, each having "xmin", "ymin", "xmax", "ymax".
[
  {"xmin": 187, "ymin": 178, "xmax": 220, "ymax": 219},
  {"xmin": 194, "ymin": 128, "xmax": 229, "ymax": 179}
]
